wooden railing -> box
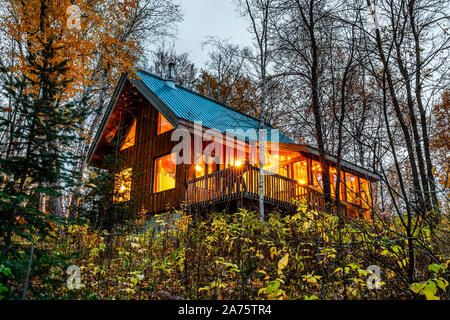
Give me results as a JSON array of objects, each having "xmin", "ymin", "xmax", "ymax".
[
  {"xmin": 187, "ymin": 164, "xmax": 350, "ymax": 215},
  {"xmin": 187, "ymin": 164, "xmax": 308, "ymax": 208}
]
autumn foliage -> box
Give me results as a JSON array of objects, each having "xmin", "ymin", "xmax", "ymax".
[{"xmin": 2, "ymin": 204, "xmax": 448, "ymax": 300}]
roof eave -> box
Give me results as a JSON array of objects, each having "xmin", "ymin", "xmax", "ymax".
[
  {"xmin": 303, "ymin": 145, "xmax": 381, "ymax": 181},
  {"xmin": 87, "ymin": 72, "xmax": 181, "ymax": 164},
  {"xmin": 87, "ymin": 73, "xmax": 128, "ymax": 163}
]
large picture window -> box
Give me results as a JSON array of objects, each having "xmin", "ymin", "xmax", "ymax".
[
  {"xmin": 157, "ymin": 113, "xmax": 174, "ymax": 135},
  {"xmin": 154, "ymin": 153, "xmax": 176, "ymax": 192},
  {"xmin": 329, "ymin": 167, "xmax": 346, "ymax": 201},
  {"xmin": 345, "ymin": 173, "xmax": 359, "ymax": 205},
  {"xmin": 293, "ymin": 160, "xmax": 308, "ymax": 185},
  {"xmin": 114, "ymin": 167, "xmax": 132, "ymax": 202},
  {"xmin": 360, "ymin": 178, "xmax": 372, "ymax": 209},
  {"xmin": 311, "ymin": 160, "xmax": 323, "ymax": 190}
]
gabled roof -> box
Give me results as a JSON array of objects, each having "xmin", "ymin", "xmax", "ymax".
[
  {"xmin": 87, "ymin": 70, "xmax": 380, "ymax": 182},
  {"xmin": 134, "ymin": 70, "xmax": 294, "ymax": 144},
  {"xmin": 88, "ymin": 70, "xmax": 294, "ymax": 163}
]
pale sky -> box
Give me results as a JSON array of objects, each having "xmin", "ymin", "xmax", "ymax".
[{"xmin": 173, "ymin": 0, "xmax": 253, "ymax": 68}]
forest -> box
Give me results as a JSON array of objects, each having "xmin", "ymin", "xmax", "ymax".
[{"xmin": 0, "ymin": 0, "xmax": 448, "ymax": 301}]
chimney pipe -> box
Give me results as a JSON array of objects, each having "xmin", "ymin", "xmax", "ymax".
[{"xmin": 166, "ymin": 62, "xmax": 176, "ymax": 88}]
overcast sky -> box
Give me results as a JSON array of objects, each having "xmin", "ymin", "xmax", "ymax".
[{"xmin": 173, "ymin": 0, "xmax": 253, "ymax": 68}]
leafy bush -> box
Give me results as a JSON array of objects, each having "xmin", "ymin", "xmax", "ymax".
[{"xmin": 2, "ymin": 203, "xmax": 447, "ymax": 300}]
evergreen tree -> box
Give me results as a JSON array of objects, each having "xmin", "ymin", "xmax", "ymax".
[{"xmin": 0, "ymin": 34, "xmax": 88, "ymax": 298}]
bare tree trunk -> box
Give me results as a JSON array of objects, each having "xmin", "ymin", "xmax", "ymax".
[
  {"xmin": 296, "ymin": 0, "xmax": 333, "ymax": 211},
  {"xmin": 407, "ymin": 0, "xmax": 440, "ymax": 214},
  {"xmin": 243, "ymin": 0, "xmax": 273, "ymax": 221},
  {"xmin": 366, "ymin": 0, "xmax": 425, "ymax": 215},
  {"xmin": 39, "ymin": 192, "xmax": 46, "ymax": 213}
]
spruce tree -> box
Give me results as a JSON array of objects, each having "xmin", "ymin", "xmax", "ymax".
[{"xmin": 0, "ymin": 34, "xmax": 88, "ymax": 298}]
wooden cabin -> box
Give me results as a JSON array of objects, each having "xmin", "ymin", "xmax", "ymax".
[{"xmin": 88, "ymin": 69, "xmax": 379, "ymax": 218}]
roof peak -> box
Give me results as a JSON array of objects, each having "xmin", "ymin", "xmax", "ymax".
[{"xmin": 135, "ymin": 69, "xmax": 278, "ymax": 131}]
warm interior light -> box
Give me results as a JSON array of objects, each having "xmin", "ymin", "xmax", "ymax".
[
  {"xmin": 157, "ymin": 113, "xmax": 174, "ymax": 135},
  {"xmin": 298, "ymin": 179, "xmax": 306, "ymax": 185},
  {"xmin": 154, "ymin": 154, "xmax": 176, "ymax": 192},
  {"xmin": 196, "ymin": 164, "xmax": 203, "ymax": 172},
  {"xmin": 120, "ymin": 119, "xmax": 136, "ymax": 151},
  {"xmin": 114, "ymin": 167, "xmax": 132, "ymax": 202},
  {"xmin": 234, "ymin": 160, "xmax": 242, "ymax": 167}
]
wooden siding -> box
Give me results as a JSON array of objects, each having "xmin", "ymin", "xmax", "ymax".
[
  {"xmin": 96, "ymin": 85, "xmax": 375, "ymax": 217},
  {"xmin": 117, "ymin": 98, "xmax": 186, "ymax": 213}
]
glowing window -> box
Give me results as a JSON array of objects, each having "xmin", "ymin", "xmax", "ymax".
[
  {"xmin": 194, "ymin": 162, "xmax": 205, "ymax": 178},
  {"xmin": 114, "ymin": 168, "xmax": 132, "ymax": 202},
  {"xmin": 345, "ymin": 173, "xmax": 359, "ymax": 204},
  {"xmin": 263, "ymin": 152, "xmax": 279, "ymax": 170},
  {"xmin": 360, "ymin": 178, "xmax": 372, "ymax": 209},
  {"xmin": 293, "ymin": 161, "xmax": 308, "ymax": 185},
  {"xmin": 311, "ymin": 160, "xmax": 323, "ymax": 190},
  {"xmin": 154, "ymin": 153, "xmax": 176, "ymax": 192},
  {"xmin": 330, "ymin": 167, "xmax": 346, "ymax": 201},
  {"xmin": 120, "ymin": 119, "xmax": 136, "ymax": 151},
  {"xmin": 278, "ymin": 166, "xmax": 288, "ymax": 177},
  {"xmin": 157, "ymin": 113, "xmax": 174, "ymax": 135}
]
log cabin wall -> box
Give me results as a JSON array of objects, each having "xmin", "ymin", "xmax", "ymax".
[{"xmin": 117, "ymin": 98, "xmax": 186, "ymax": 214}]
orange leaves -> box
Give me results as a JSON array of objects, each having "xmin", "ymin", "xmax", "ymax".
[
  {"xmin": 1, "ymin": 0, "xmax": 141, "ymax": 101},
  {"xmin": 15, "ymin": 216, "xmax": 28, "ymax": 225}
]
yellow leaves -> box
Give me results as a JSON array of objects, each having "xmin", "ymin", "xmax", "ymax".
[
  {"xmin": 302, "ymin": 220, "xmax": 312, "ymax": 229},
  {"xmin": 291, "ymin": 212, "xmax": 301, "ymax": 221},
  {"xmin": 198, "ymin": 280, "xmax": 227, "ymax": 293},
  {"xmin": 257, "ymin": 268, "xmax": 270, "ymax": 280},
  {"xmin": 277, "ymin": 253, "xmax": 289, "ymax": 276},
  {"xmin": 410, "ymin": 279, "xmax": 447, "ymax": 300},
  {"xmin": 304, "ymin": 294, "xmax": 319, "ymax": 300},
  {"xmin": 255, "ymin": 250, "xmax": 264, "ymax": 260},
  {"xmin": 345, "ymin": 287, "xmax": 359, "ymax": 298},
  {"xmin": 227, "ymin": 239, "xmax": 234, "ymax": 253},
  {"xmin": 302, "ymin": 273, "xmax": 321, "ymax": 288},
  {"xmin": 258, "ymin": 280, "xmax": 286, "ymax": 300},
  {"xmin": 270, "ymin": 247, "xmax": 278, "ymax": 260},
  {"xmin": 397, "ymin": 258, "xmax": 408, "ymax": 269}
]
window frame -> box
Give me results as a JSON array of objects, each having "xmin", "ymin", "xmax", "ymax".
[
  {"xmin": 344, "ymin": 172, "xmax": 360, "ymax": 206},
  {"xmin": 156, "ymin": 112, "xmax": 174, "ymax": 135},
  {"xmin": 153, "ymin": 152, "xmax": 177, "ymax": 194},
  {"xmin": 120, "ymin": 119, "xmax": 137, "ymax": 151}
]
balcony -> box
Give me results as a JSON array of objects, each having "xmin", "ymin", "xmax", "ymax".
[{"xmin": 186, "ymin": 164, "xmax": 339, "ymax": 213}]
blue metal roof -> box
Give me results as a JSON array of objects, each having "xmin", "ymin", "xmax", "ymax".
[{"xmin": 137, "ymin": 70, "xmax": 294, "ymax": 144}]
